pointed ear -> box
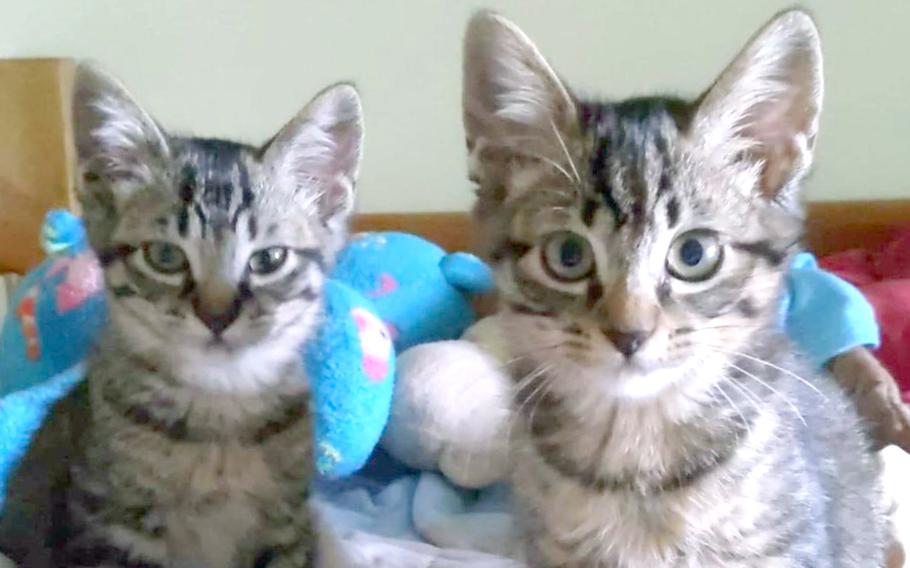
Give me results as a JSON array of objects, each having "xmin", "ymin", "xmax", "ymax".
[
  {"xmin": 694, "ymin": 10, "xmax": 823, "ymax": 203},
  {"xmin": 463, "ymin": 11, "xmax": 578, "ymax": 193},
  {"xmin": 262, "ymin": 83, "xmax": 363, "ymax": 226},
  {"xmin": 73, "ymin": 63, "xmax": 170, "ymax": 187}
]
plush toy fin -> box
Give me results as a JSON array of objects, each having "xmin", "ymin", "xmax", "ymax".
[
  {"xmin": 782, "ymin": 252, "xmax": 880, "ymax": 368},
  {"xmin": 440, "ymin": 253, "xmax": 493, "ymax": 295},
  {"xmin": 41, "ymin": 209, "xmax": 88, "ymax": 256}
]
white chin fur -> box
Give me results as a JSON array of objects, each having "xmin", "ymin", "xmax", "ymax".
[
  {"xmin": 112, "ymin": 303, "xmax": 309, "ymax": 394},
  {"xmin": 608, "ymin": 365, "xmax": 686, "ymax": 400},
  {"xmin": 169, "ymin": 339, "xmax": 306, "ymax": 393}
]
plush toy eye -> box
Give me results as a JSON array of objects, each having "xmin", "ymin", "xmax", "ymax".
[
  {"xmin": 249, "ymin": 247, "xmax": 289, "ymax": 275},
  {"xmin": 666, "ymin": 229, "xmax": 723, "ymax": 282},
  {"xmin": 541, "ymin": 231, "xmax": 594, "ymax": 282},
  {"xmin": 142, "ymin": 241, "xmax": 188, "ymax": 274}
]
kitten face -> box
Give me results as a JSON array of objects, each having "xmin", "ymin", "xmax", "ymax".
[
  {"xmin": 73, "ymin": 66, "xmax": 363, "ymax": 389},
  {"xmin": 463, "ymin": 12, "xmax": 822, "ymax": 401}
]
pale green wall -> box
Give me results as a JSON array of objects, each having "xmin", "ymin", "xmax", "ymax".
[{"xmin": 2, "ymin": 1, "xmax": 907, "ymax": 212}]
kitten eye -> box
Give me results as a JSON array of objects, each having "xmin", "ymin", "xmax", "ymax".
[
  {"xmin": 142, "ymin": 241, "xmax": 188, "ymax": 274},
  {"xmin": 667, "ymin": 230, "xmax": 723, "ymax": 282},
  {"xmin": 541, "ymin": 231, "xmax": 594, "ymax": 282},
  {"xmin": 249, "ymin": 247, "xmax": 289, "ymax": 275}
]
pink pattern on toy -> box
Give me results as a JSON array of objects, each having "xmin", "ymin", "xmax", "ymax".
[
  {"xmin": 367, "ymin": 273, "xmax": 398, "ymax": 298},
  {"xmin": 384, "ymin": 321, "xmax": 399, "ymax": 342},
  {"xmin": 16, "ymin": 288, "xmax": 40, "ymax": 360},
  {"xmin": 46, "ymin": 252, "xmax": 104, "ymax": 314},
  {"xmin": 352, "ymin": 307, "xmax": 393, "ymax": 382}
]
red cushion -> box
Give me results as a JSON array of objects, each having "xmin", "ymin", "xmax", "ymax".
[{"xmin": 820, "ymin": 229, "xmax": 910, "ymax": 401}]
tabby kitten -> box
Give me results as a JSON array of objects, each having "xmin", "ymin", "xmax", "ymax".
[
  {"xmin": 0, "ymin": 65, "xmax": 362, "ymax": 567},
  {"xmin": 463, "ymin": 10, "xmax": 885, "ymax": 567}
]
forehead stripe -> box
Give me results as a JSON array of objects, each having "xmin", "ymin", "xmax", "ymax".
[
  {"xmin": 177, "ymin": 206, "xmax": 190, "ymax": 237},
  {"xmin": 666, "ymin": 196, "xmax": 680, "ymax": 228},
  {"xmin": 231, "ymin": 183, "xmax": 256, "ymax": 230},
  {"xmin": 193, "ymin": 203, "xmax": 208, "ymax": 238}
]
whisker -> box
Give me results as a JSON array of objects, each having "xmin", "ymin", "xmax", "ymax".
[
  {"xmin": 502, "ymin": 342, "xmax": 565, "ymax": 368},
  {"xmin": 525, "ymin": 372, "xmax": 556, "ymax": 430},
  {"xmin": 676, "ymin": 323, "xmax": 763, "ymax": 334},
  {"xmin": 718, "ymin": 375, "xmax": 764, "ymax": 412},
  {"xmin": 505, "ymin": 363, "xmax": 554, "ymax": 444},
  {"xmin": 724, "ymin": 360, "xmax": 806, "ymax": 426},
  {"xmin": 699, "ymin": 343, "xmax": 828, "ymax": 401},
  {"xmin": 549, "ymin": 118, "xmax": 581, "ymax": 185},
  {"xmin": 711, "ymin": 381, "xmax": 750, "ymax": 434},
  {"xmin": 533, "ymin": 153, "xmax": 578, "ymax": 188},
  {"xmin": 492, "ymin": 132, "xmax": 579, "ymax": 187}
]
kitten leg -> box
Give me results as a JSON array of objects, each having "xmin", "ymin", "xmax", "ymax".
[
  {"xmin": 56, "ymin": 482, "xmax": 169, "ymax": 568},
  {"xmin": 59, "ymin": 533, "xmax": 166, "ymax": 568},
  {"xmin": 256, "ymin": 506, "xmax": 318, "ymax": 568},
  {"xmin": 256, "ymin": 505, "xmax": 352, "ymax": 568}
]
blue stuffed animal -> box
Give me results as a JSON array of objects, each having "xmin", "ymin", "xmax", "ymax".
[
  {"xmin": 305, "ymin": 231, "xmax": 493, "ymax": 476},
  {"xmin": 0, "ymin": 211, "xmax": 107, "ymax": 507},
  {"xmin": 0, "ymin": 214, "xmax": 494, "ymax": 510}
]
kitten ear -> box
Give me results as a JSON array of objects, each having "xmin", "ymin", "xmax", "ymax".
[
  {"xmin": 463, "ymin": 11, "xmax": 578, "ymax": 195},
  {"xmin": 263, "ymin": 83, "xmax": 364, "ymax": 226},
  {"xmin": 694, "ymin": 10, "xmax": 823, "ymax": 203},
  {"xmin": 73, "ymin": 63, "xmax": 170, "ymax": 187}
]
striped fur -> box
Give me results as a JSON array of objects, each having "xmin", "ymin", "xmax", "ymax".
[
  {"xmin": 0, "ymin": 65, "xmax": 362, "ymax": 567},
  {"xmin": 464, "ymin": 10, "xmax": 885, "ymax": 567}
]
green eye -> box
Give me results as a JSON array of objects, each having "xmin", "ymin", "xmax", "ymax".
[
  {"xmin": 541, "ymin": 231, "xmax": 594, "ymax": 282},
  {"xmin": 142, "ymin": 241, "xmax": 188, "ymax": 274},
  {"xmin": 249, "ymin": 247, "xmax": 289, "ymax": 275},
  {"xmin": 667, "ymin": 229, "xmax": 724, "ymax": 282}
]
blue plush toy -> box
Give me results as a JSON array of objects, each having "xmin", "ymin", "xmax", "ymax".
[
  {"xmin": 0, "ymin": 211, "xmax": 107, "ymax": 507},
  {"xmin": 305, "ymin": 232, "xmax": 493, "ymax": 476},
  {"xmin": 0, "ymin": 214, "xmax": 494, "ymax": 510}
]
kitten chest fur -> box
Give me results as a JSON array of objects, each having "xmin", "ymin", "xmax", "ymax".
[
  {"xmin": 511, "ymin": 378, "xmax": 793, "ymax": 566},
  {"xmin": 78, "ymin": 346, "xmax": 313, "ymax": 565}
]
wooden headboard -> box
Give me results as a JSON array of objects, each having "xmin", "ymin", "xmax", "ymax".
[{"xmin": 355, "ymin": 199, "xmax": 910, "ymax": 258}]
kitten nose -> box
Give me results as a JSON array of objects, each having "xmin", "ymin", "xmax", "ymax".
[
  {"xmin": 193, "ymin": 298, "xmax": 241, "ymax": 336},
  {"xmin": 603, "ymin": 329, "xmax": 652, "ymax": 358},
  {"xmin": 194, "ymin": 302, "xmax": 241, "ymax": 336},
  {"xmin": 192, "ymin": 284, "xmax": 241, "ymax": 336}
]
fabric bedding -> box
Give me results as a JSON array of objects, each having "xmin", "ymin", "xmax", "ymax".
[
  {"xmin": 821, "ymin": 228, "xmax": 910, "ymax": 401},
  {"xmin": 313, "ymin": 449, "xmax": 526, "ymax": 567}
]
